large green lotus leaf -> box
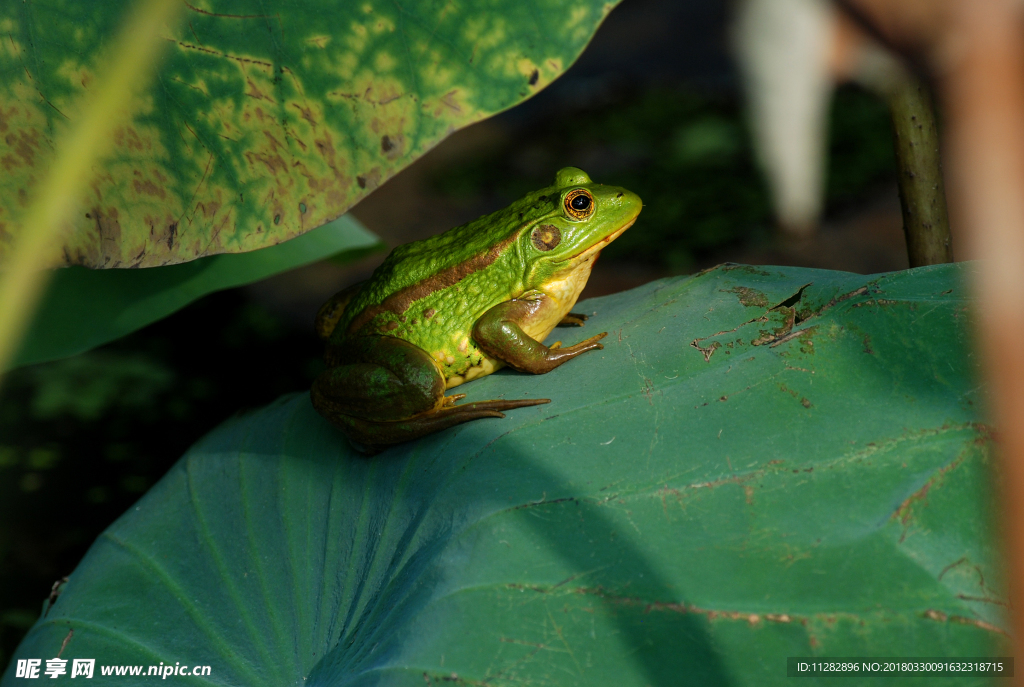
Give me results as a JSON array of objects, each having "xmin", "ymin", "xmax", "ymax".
[
  {"xmin": 0, "ymin": 0, "xmax": 617, "ymax": 269},
  {"xmin": 3, "ymin": 264, "xmax": 1008, "ymax": 686},
  {"xmin": 10, "ymin": 214, "xmax": 380, "ymax": 370}
]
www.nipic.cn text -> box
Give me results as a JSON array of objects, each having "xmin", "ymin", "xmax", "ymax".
[{"xmin": 15, "ymin": 659, "xmax": 212, "ymax": 679}]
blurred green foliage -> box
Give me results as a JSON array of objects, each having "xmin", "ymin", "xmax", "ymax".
[
  {"xmin": 0, "ymin": 293, "xmax": 324, "ymax": 666},
  {"xmin": 434, "ymin": 85, "xmax": 896, "ymax": 271}
]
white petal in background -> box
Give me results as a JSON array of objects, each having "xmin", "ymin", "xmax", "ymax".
[
  {"xmin": 733, "ymin": 0, "xmax": 908, "ymax": 238},
  {"xmin": 733, "ymin": 0, "xmax": 836, "ymax": 237}
]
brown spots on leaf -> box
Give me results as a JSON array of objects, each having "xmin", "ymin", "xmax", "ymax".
[
  {"xmin": 355, "ymin": 167, "xmax": 381, "ymax": 192},
  {"xmin": 380, "ymin": 133, "xmax": 404, "ymax": 160},
  {"xmin": 196, "ymin": 201, "xmax": 221, "ymax": 219},
  {"xmin": 0, "ymin": 0, "xmax": 588, "ymax": 270},
  {"xmin": 528, "ymin": 69, "xmax": 539, "ymax": 86},
  {"xmin": 892, "ymin": 446, "xmax": 972, "ymax": 541},
  {"xmin": 112, "ymin": 127, "xmax": 148, "ymax": 154},
  {"xmin": 424, "ymin": 308, "xmax": 436, "ymax": 319},
  {"xmin": 90, "ymin": 206, "xmax": 124, "ymax": 267},
  {"xmin": 313, "ymin": 129, "xmax": 344, "ymax": 172},
  {"xmin": 922, "ymin": 609, "xmax": 1009, "ymax": 636},
  {"xmin": 691, "ymin": 339, "xmax": 720, "ymax": 362},
  {"xmin": 431, "ymin": 90, "xmax": 463, "ymax": 117},
  {"xmin": 0, "ymin": 104, "xmax": 15, "ymax": 133},
  {"xmin": 245, "ymin": 147, "xmax": 287, "ymax": 176},
  {"xmin": 245, "ymin": 77, "xmax": 275, "ymax": 103},
  {"xmin": 723, "ymin": 286, "xmax": 769, "ymax": 308},
  {"xmin": 292, "ymin": 103, "xmax": 319, "ymax": 129},
  {"xmin": 170, "ymin": 76, "xmax": 210, "ymax": 96},
  {"xmin": 205, "ymin": 209, "xmax": 236, "ymax": 255},
  {"xmin": 132, "ymin": 177, "xmax": 166, "ymax": 199},
  {"xmin": 5, "ymin": 126, "xmax": 41, "ymax": 167},
  {"xmin": 174, "ymin": 41, "xmax": 274, "ymax": 70}
]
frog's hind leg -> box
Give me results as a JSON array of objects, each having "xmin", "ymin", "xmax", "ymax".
[
  {"xmin": 332, "ymin": 398, "xmax": 548, "ymax": 454},
  {"xmin": 313, "ymin": 335, "xmax": 445, "ymax": 423},
  {"xmin": 311, "ymin": 335, "xmax": 548, "ymax": 453}
]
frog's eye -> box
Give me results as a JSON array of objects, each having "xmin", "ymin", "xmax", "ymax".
[
  {"xmin": 531, "ymin": 224, "xmax": 561, "ymax": 251},
  {"xmin": 563, "ymin": 189, "xmax": 595, "ymax": 220}
]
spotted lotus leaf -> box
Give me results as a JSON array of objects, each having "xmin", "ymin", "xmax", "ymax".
[{"xmin": 0, "ymin": 0, "xmax": 618, "ymax": 268}]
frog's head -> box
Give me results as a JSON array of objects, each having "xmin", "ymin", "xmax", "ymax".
[{"xmin": 519, "ymin": 167, "xmax": 642, "ymax": 287}]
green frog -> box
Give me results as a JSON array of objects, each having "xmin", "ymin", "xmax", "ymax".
[{"xmin": 312, "ymin": 167, "xmax": 642, "ymax": 453}]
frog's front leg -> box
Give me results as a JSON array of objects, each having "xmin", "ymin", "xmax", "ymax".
[
  {"xmin": 312, "ymin": 335, "xmax": 547, "ymax": 453},
  {"xmin": 473, "ymin": 298, "xmax": 607, "ymax": 374}
]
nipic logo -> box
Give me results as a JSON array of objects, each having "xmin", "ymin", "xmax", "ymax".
[
  {"xmin": 15, "ymin": 658, "xmax": 94, "ymax": 679},
  {"xmin": 15, "ymin": 660, "xmax": 40, "ymax": 679}
]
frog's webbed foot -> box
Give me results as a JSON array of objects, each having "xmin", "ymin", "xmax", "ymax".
[
  {"xmin": 440, "ymin": 397, "xmax": 550, "ymax": 415},
  {"xmin": 557, "ymin": 312, "xmax": 589, "ymax": 327}
]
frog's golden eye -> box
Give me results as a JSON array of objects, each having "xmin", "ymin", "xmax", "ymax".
[
  {"xmin": 563, "ymin": 189, "xmax": 595, "ymax": 220},
  {"xmin": 531, "ymin": 224, "xmax": 561, "ymax": 251}
]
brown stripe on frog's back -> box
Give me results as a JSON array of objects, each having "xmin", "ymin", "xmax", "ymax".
[{"xmin": 346, "ymin": 231, "xmax": 521, "ymax": 335}]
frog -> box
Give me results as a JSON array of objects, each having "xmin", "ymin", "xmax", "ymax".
[{"xmin": 311, "ymin": 167, "xmax": 642, "ymax": 453}]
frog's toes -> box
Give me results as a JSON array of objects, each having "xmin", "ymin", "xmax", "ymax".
[
  {"xmin": 577, "ymin": 331, "xmax": 608, "ymax": 346},
  {"xmin": 442, "ymin": 393, "xmax": 467, "ymax": 407},
  {"xmin": 558, "ymin": 312, "xmax": 589, "ymax": 327},
  {"xmin": 562, "ymin": 332, "xmax": 607, "ymax": 354},
  {"xmin": 445, "ymin": 398, "xmax": 550, "ymax": 415}
]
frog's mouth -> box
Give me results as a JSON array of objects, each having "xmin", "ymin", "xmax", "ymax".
[{"xmin": 559, "ymin": 217, "xmax": 637, "ymax": 264}]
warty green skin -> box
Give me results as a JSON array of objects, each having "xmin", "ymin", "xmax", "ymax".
[{"xmin": 313, "ymin": 167, "xmax": 642, "ymax": 452}]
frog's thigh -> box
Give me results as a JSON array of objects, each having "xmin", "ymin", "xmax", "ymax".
[{"xmin": 312, "ymin": 336, "xmax": 445, "ymax": 422}]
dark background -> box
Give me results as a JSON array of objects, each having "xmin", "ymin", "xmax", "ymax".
[{"xmin": 0, "ymin": 0, "xmax": 905, "ymax": 666}]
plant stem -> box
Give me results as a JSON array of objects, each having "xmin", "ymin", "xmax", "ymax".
[{"xmin": 888, "ymin": 78, "xmax": 953, "ymax": 267}]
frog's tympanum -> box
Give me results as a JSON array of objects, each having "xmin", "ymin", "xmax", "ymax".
[{"xmin": 312, "ymin": 167, "xmax": 642, "ymax": 453}]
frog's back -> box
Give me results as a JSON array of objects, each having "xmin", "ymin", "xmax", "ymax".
[{"xmin": 332, "ymin": 194, "xmax": 546, "ymax": 365}]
